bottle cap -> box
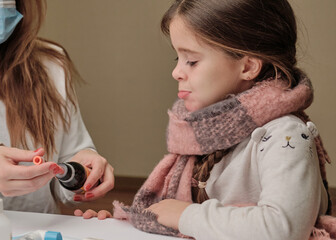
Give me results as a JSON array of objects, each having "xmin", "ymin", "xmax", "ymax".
[
  {"xmin": 33, "ymin": 156, "xmax": 44, "ymax": 165},
  {"xmin": 44, "ymin": 231, "xmax": 62, "ymax": 240}
]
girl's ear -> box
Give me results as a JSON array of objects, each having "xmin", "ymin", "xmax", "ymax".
[{"xmin": 240, "ymin": 56, "xmax": 262, "ymax": 81}]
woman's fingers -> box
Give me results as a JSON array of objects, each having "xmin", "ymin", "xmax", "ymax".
[
  {"xmin": 2, "ymin": 162, "xmax": 59, "ymax": 180},
  {"xmin": 70, "ymin": 149, "xmax": 107, "ymax": 192},
  {"xmin": 81, "ymin": 164, "xmax": 114, "ymax": 201},
  {"xmin": 82, "ymin": 154, "xmax": 109, "ymax": 192},
  {"xmin": 1, "ymin": 170, "xmax": 57, "ymax": 196},
  {"xmin": 67, "ymin": 149, "xmax": 115, "ymax": 202},
  {"xmin": 1, "ymin": 147, "xmax": 45, "ymax": 163},
  {"xmin": 0, "ymin": 146, "xmax": 61, "ymax": 196}
]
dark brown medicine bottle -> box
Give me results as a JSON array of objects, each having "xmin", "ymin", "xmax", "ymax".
[{"xmin": 56, "ymin": 162, "xmax": 96, "ymax": 193}]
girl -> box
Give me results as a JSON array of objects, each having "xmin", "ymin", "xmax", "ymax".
[
  {"xmin": 77, "ymin": 0, "xmax": 335, "ymax": 239},
  {"xmin": 0, "ymin": 0, "xmax": 114, "ymax": 213}
]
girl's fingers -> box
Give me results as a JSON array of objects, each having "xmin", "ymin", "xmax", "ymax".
[
  {"xmin": 74, "ymin": 209, "xmax": 84, "ymax": 216},
  {"xmin": 97, "ymin": 210, "xmax": 112, "ymax": 220},
  {"xmin": 82, "ymin": 209, "xmax": 98, "ymax": 219},
  {"xmin": 73, "ymin": 209, "xmax": 111, "ymax": 220},
  {"xmin": 146, "ymin": 204, "xmax": 157, "ymax": 212}
]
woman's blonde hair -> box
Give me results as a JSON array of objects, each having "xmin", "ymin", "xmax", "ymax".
[{"xmin": 0, "ymin": 0, "xmax": 81, "ymax": 158}]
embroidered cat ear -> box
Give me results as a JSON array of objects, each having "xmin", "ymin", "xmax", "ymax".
[
  {"xmin": 251, "ymin": 127, "xmax": 267, "ymax": 142},
  {"xmin": 307, "ymin": 121, "xmax": 319, "ymax": 138}
]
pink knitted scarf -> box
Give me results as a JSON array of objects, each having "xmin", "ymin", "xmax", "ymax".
[{"xmin": 113, "ymin": 73, "xmax": 335, "ymax": 239}]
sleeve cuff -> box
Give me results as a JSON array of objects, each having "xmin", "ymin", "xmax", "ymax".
[{"xmin": 178, "ymin": 203, "xmax": 201, "ymax": 237}]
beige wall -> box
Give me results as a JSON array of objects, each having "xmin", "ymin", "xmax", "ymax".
[
  {"xmin": 40, "ymin": 1, "xmax": 336, "ymax": 186},
  {"xmin": 290, "ymin": 0, "xmax": 336, "ymax": 186}
]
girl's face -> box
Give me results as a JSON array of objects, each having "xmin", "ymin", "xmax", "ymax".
[{"xmin": 170, "ymin": 16, "xmax": 253, "ymax": 112}]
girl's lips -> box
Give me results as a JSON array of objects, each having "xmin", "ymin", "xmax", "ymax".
[{"xmin": 178, "ymin": 91, "xmax": 191, "ymax": 99}]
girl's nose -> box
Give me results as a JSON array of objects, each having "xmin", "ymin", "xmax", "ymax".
[{"xmin": 172, "ymin": 65, "xmax": 186, "ymax": 81}]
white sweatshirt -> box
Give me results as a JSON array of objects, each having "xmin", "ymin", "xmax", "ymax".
[
  {"xmin": 0, "ymin": 49, "xmax": 95, "ymax": 213},
  {"xmin": 179, "ymin": 115, "xmax": 328, "ymax": 240}
]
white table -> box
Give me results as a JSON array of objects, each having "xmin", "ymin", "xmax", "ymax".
[{"xmin": 5, "ymin": 210, "xmax": 182, "ymax": 240}]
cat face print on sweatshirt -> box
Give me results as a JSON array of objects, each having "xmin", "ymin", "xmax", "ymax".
[{"xmin": 251, "ymin": 121, "xmax": 319, "ymax": 158}]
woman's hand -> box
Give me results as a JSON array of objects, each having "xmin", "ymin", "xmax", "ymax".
[
  {"xmin": 74, "ymin": 209, "xmax": 112, "ymax": 220},
  {"xmin": 70, "ymin": 149, "xmax": 115, "ymax": 202},
  {"xmin": 146, "ymin": 199, "xmax": 191, "ymax": 230},
  {"xmin": 0, "ymin": 146, "xmax": 62, "ymax": 196}
]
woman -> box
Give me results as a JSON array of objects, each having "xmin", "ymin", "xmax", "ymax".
[{"xmin": 0, "ymin": 0, "xmax": 114, "ymax": 213}]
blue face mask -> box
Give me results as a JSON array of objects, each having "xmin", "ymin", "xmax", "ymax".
[{"xmin": 0, "ymin": 0, "xmax": 23, "ymax": 44}]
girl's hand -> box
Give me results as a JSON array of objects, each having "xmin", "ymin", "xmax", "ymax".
[
  {"xmin": 74, "ymin": 209, "xmax": 112, "ymax": 220},
  {"xmin": 146, "ymin": 199, "xmax": 192, "ymax": 230},
  {"xmin": 70, "ymin": 149, "xmax": 115, "ymax": 202},
  {"xmin": 0, "ymin": 146, "xmax": 62, "ymax": 196}
]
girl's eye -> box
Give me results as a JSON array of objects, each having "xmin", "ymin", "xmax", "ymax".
[{"xmin": 187, "ymin": 61, "xmax": 198, "ymax": 66}]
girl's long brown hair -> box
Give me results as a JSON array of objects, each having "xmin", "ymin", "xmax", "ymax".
[
  {"xmin": 161, "ymin": 0, "xmax": 301, "ymax": 203},
  {"xmin": 0, "ymin": 0, "xmax": 81, "ymax": 158},
  {"xmin": 161, "ymin": 0, "xmax": 301, "ymax": 88},
  {"xmin": 192, "ymin": 150, "xmax": 229, "ymax": 203}
]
